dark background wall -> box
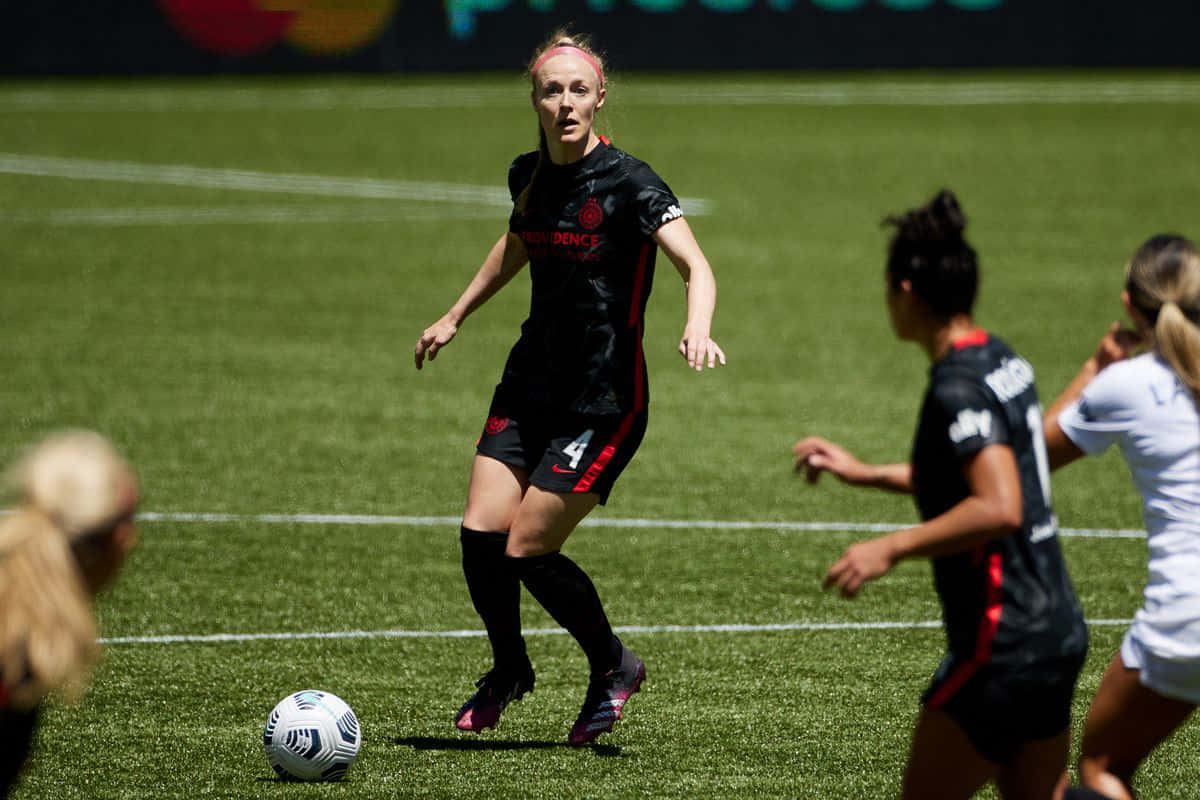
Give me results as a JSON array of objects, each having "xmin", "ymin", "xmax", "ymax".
[{"xmin": 3, "ymin": 0, "xmax": 1198, "ymax": 75}]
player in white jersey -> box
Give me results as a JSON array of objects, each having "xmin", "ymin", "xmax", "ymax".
[{"xmin": 1045, "ymin": 234, "xmax": 1200, "ymax": 800}]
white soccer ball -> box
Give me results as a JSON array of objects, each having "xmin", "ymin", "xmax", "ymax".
[{"xmin": 263, "ymin": 690, "xmax": 361, "ymax": 781}]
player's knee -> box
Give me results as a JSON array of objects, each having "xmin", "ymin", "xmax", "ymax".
[
  {"xmin": 504, "ymin": 529, "xmax": 556, "ymax": 558},
  {"xmin": 462, "ymin": 497, "xmax": 519, "ymax": 533}
]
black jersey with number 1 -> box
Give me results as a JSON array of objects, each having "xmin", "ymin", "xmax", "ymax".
[
  {"xmin": 500, "ymin": 140, "xmax": 683, "ymax": 416},
  {"xmin": 911, "ymin": 331, "xmax": 1088, "ymax": 688}
]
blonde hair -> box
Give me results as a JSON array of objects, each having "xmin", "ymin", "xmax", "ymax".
[
  {"xmin": 1125, "ymin": 234, "xmax": 1200, "ymax": 398},
  {"xmin": 0, "ymin": 432, "xmax": 135, "ymax": 710},
  {"xmin": 516, "ymin": 29, "xmax": 607, "ymax": 215}
]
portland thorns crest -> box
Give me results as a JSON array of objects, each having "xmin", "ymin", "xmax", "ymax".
[{"xmin": 578, "ymin": 198, "xmax": 603, "ymax": 230}]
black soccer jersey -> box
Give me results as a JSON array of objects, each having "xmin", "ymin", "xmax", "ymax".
[
  {"xmin": 911, "ymin": 331, "xmax": 1087, "ymax": 674},
  {"xmin": 501, "ymin": 140, "xmax": 683, "ymax": 416}
]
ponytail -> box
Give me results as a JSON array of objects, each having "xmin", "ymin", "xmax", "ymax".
[
  {"xmin": 1125, "ymin": 234, "xmax": 1200, "ymax": 401},
  {"xmin": 0, "ymin": 510, "xmax": 98, "ymax": 710},
  {"xmin": 514, "ymin": 127, "xmax": 549, "ymax": 216},
  {"xmin": 1155, "ymin": 301, "xmax": 1200, "ymax": 399}
]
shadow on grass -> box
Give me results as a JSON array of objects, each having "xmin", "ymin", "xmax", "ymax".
[{"xmin": 395, "ymin": 735, "xmax": 624, "ymax": 758}]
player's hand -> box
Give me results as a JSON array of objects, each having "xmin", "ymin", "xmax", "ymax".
[
  {"xmin": 793, "ymin": 436, "xmax": 869, "ymax": 485},
  {"xmin": 823, "ymin": 537, "xmax": 897, "ymax": 599},
  {"xmin": 1093, "ymin": 320, "xmax": 1142, "ymax": 370},
  {"xmin": 678, "ymin": 327, "xmax": 726, "ymax": 371},
  {"xmin": 414, "ymin": 316, "xmax": 459, "ymax": 370}
]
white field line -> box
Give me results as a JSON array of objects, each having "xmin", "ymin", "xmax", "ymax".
[
  {"xmin": 102, "ymin": 618, "xmax": 1133, "ymax": 646},
  {"xmin": 108, "ymin": 514, "xmax": 1140, "ymax": 646},
  {"xmin": 0, "ymin": 153, "xmax": 510, "ymax": 205},
  {"xmin": 135, "ymin": 510, "xmax": 1148, "ymax": 539},
  {"xmin": 4, "ymin": 80, "xmax": 1200, "ymax": 111},
  {"xmin": 0, "ymin": 204, "xmax": 503, "ymax": 226},
  {"xmin": 0, "ymin": 153, "xmax": 713, "ymax": 216}
]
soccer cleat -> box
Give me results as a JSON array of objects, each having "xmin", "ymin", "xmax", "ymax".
[
  {"xmin": 568, "ymin": 647, "xmax": 645, "ymax": 746},
  {"xmin": 454, "ymin": 665, "xmax": 535, "ymax": 732}
]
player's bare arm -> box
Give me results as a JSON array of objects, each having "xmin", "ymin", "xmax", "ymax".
[
  {"xmin": 793, "ymin": 436, "xmax": 913, "ymax": 492},
  {"xmin": 653, "ymin": 218, "xmax": 725, "ymax": 371},
  {"xmin": 415, "ymin": 232, "xmax": 529, "ymax": 369},
  {"xmin": 823, "ymin": 443, "xmax": 1022, "ymax": 598},
  {"xmin": 1043, "ymin": 320, "xmax": 1142, "ymax": 469}
]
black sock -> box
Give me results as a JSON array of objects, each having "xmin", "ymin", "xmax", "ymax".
[
  {"xmin": 460, "ymin": 527, "xmax": 528, "ymax": 673},
  {"xmin": 512, "ymin": 551, "xmax": 623, "ymax": 677}
]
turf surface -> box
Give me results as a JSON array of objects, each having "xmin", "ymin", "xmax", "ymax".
[{"xmin": 2, "ymin": 72, "xmax": 1198, "ymax": 798}]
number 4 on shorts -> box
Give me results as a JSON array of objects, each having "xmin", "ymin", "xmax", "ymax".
[{"xmin": 563, "ymin": 429, "xmax": 594, "ymax": 470}]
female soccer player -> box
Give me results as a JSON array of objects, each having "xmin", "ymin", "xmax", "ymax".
[
  {"xmin": 1044, "ymin": 235, "xmax": 1200, "ymax": 800},
  {"xmin": 414, "ymin": 31, "xmax": 724, "ymax": 745},
  {"xmin": 792, "ymin": 190, "xmax": 1088, "ymax": 799},
  {"xmin": 0, "ymin": 431, "xmax": 139, "ymax": 797}
]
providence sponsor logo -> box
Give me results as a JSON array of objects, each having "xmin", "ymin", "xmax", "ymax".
[{"xmin": 520, "ymin": 230, "xmax": 603, "ymax": 247}]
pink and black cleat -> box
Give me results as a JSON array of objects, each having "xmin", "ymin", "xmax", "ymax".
[
  {"xmin": 454, "ymin": 665, "xmax": 535, "ymax": 732},
  {"xmin": 568, "ymin": 647, "xmax": 645, "ymax": 746}
]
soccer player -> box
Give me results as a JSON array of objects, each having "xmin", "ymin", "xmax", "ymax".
[
  {"xmin": 0, "ymin": 432, "xmax": 140, "ymax": 797},
  {"xmin": 793, "ymin": 189, "xmax": 1088, "ymax": 799},
  {"xmin": 414, "ymin": 30, "xmax": 724, "ymax": 745},
  {"xmin": 1044, "ymin": 235, "xmax": 1200, "ymax": 800}
]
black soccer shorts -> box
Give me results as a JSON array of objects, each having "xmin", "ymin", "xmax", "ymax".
[
  {"xmin": 475, "ymin": 402, "xmax": 648, "ymax": 505},
  {"xmin": 922, "ymin": 650, "xmax": 1086, "ymax": 765}
]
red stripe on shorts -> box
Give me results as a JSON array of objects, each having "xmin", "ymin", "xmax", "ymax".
[
  {"xmin": 926, "ymin": 661, "xmax": 978, "ymax": 709},
  {"xmin": 573, "ymin": 412, "xmax": 636, "ymax": 494}
]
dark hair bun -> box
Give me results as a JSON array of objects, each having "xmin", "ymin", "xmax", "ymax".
[
  {"xmin": 929, "ymin": 189, "xmax": 967, "ymax": 237},
  {"xmin": 898, "ymin": 189, "xmax": 966, "ymax": 243},
  {"xmin": 883, "ymin": 188, "xmax": 978, "ymax": 319}
]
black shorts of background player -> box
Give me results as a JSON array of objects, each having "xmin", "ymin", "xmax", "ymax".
[
  {"xmin": 792, "ymin": 189, "xmax": 1088, "ymax": 800},
  {"xmin": 414, "ymin": 29, "xmax": 725, "ymax": 747}
]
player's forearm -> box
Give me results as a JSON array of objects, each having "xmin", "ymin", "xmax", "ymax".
[
  {"xmin": 854, "ymin": 462, "xmax": 914, "ymax": 493},
  {"xmin": 888, "ymin": 495, "xmax": 1020, "ymax": 560},
  {"xmin": 683, "ymin": 259, "xmax": 717, "ymax": 333},
  {"xmin": 1044, "ymin": 356, "xmax": 1101, "ymax": 429}
]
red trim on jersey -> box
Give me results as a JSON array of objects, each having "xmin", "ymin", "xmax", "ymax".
[
  {"xmin": 975, "ymin": 551, "xmax": 1005, "ymax": 662},
  {"xmin": 952, "ymin": 329, "xmax": 989, "ymax": 350},
  {"xmin": 628, "ymin": 242, "xmax": 651, "ymax": 329},
  {"xmin": 927, "ymin": 551, "xmax": 1005, "ymax": 709},
  {"xmin": 628, "ymin": 241, "xmax": 652, "ymax": 412},
  {"xmin": 573, "ymin": 412, "xmax": 636, "ymax": 493},
  {"xmin": 573, "ymin": 240, "xmax": 647, "ymax": 494},
  {"xmin": 599, "ymin": 135, "xmax": 611, "ymax": 146}
]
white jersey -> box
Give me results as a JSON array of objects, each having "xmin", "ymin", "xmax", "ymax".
[{"xmin": 1058, "ymin": 352, "xmax": 1200, "ymax": 661}]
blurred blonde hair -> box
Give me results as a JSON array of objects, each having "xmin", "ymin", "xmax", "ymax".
[
  {"xmin": 1125, "ymin": 235, "xmax": 1200, "ymax": 400},
  {"xmin": 0, "ymin": 431, "xmax": 136, "ymax": 710}
]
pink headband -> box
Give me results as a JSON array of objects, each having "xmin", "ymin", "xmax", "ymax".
[{"xmin": 530, "ymin": 45, "xmax": 604, "ymax": 87}]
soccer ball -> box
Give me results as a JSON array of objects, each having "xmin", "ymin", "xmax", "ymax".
[{"xmin": 263, "ymin": 690, "xmax": 361, "ymax": 781}]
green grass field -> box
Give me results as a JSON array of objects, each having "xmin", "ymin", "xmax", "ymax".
[{"xmin": 3, "ymin": 72, "xmax": 1200, "ymax": 798}]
